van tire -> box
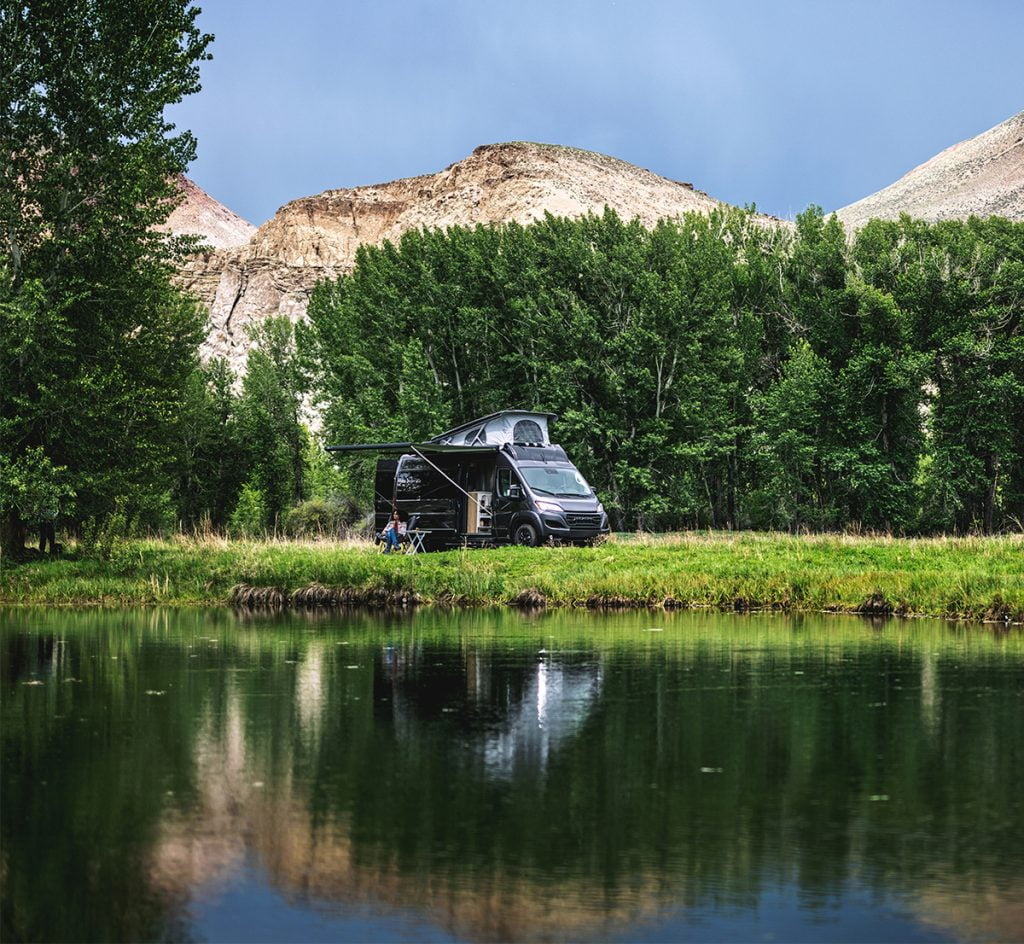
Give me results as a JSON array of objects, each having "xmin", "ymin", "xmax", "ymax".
[{"xmin": 514, "ymin": 522, "xmax": 539, "ymax": 547}]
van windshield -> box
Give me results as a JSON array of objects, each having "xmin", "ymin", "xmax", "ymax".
[{"xmin": 521, "ymin": 465, "xmax": 592, "ymax": 498}]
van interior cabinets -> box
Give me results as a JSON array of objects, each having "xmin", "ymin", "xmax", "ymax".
[{"xmin": 466, "ymin": 491, "xmax": 492, "ymax": 534}]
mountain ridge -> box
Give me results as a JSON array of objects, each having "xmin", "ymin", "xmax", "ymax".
[
  {"xmin": 175, "ymin": 141, "xmax": 774, "ymax": 371},
  {"xmin": 170, "ymin": 117, "xmax": 1023, "ymax": 372},
  {"xmin": 835, "ymin": 111, "xmax": 1024, "ymax": 229},
  {"xmin": 160, "ymin": 174, "xmax": 256, "ymax": 249}
]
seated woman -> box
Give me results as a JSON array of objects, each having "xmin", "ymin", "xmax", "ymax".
[{"xmin": 381, "ymin": 511, "xmax": 407, "ymax": 553}]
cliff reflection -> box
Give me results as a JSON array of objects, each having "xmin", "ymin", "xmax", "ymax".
[
  {"xmin": 145, "ymin": 634, "xmax": 628, "ymax": 941},
  {"xmin": 3, "ymin": 608, "xmax": 1023, "ymax": 943}
]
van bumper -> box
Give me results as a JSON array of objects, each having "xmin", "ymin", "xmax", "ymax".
[{"xmin": 534, "ymin": 511, "xmax": 610, "ymax": 543}]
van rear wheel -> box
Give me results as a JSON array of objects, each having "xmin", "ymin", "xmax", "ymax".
[{"xmin": 514, "ymin": 522, "xmax": 539, "ymax": 547}]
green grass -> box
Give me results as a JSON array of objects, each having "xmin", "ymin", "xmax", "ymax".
[{"xmin": 1, "ymin": 532, "xmax": 1021, "ymax": 621}]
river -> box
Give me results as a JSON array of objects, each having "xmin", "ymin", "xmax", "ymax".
[{"xmin": 2, "ymin": 607, "xmax": 1022, "ymax": 942}]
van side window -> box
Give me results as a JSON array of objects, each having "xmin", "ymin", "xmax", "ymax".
[
  {"xmin": 497, "ymin": 468, "xmax": 512, "ymax": 497},
  {"xmin": 396, "ymin": 458, "xmax": 448, "ymax": 500}
]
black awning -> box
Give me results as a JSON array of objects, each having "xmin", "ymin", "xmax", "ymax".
[{"xmin": 327, "ymin": 442, "xmax": 501, "ymax": 455}]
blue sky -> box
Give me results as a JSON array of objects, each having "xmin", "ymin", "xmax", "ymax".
[{"xmin": 170, "ymin": 0, "xmax": 1024, "ymax": 225}]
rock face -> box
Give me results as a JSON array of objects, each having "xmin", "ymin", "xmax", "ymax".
[
  {"xmin": 836, "ymin": 112, "xmax": 1024, "ymax": 230},
  {"xmin": 178, "ymin": 142, "xmax": 764, "ymax": 372},
  {"xmin": 179, "ymin": 119, "xmax": 1024, "ymax": 372},
  {"xmin": 160, "ymin": 175, "xmax": 257, "ymax": 249}
]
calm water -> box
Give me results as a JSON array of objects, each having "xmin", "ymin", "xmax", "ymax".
[{"xmin": 2, "ymin": 607, "xmax": 1023, "ymax": 943}]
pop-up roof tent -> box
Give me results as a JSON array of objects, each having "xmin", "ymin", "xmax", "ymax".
[
  {"xmin": 428, "ymin": 411, "xmax": 555, "ymax": 447},
  {"xmin": 326, "ymin": 410, "xmax": 558, "ymax": 454}
]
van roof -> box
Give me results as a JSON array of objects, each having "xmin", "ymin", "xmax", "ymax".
[
  {"xmin": 429, "ymin": 410, "xmax": 558, "ymax": 442},
  {"xmin": 429, "ymin": 411, "xmax": 558, "ymax": 446},
  {"xmin": 326, "ymin": 411, "xmax": 560, "ymax": 454}
]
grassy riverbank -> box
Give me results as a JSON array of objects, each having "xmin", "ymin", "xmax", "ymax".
[{"xmin": 2, "ymin": 532, "xmax": 1021, "ymax": 621}]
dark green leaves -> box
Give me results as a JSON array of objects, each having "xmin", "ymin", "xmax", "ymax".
[
  {"xmin": 1, "ymin": 0, "xmax": 211, "ymax": 548},
  {"xmin": 302, "ymin": 208, "xmax": 1024, "ymax": 533}
]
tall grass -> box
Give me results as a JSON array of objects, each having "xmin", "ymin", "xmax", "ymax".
[{"xmin": 2, "ymin": 532, "xmax": 1021, "ymax": 621}]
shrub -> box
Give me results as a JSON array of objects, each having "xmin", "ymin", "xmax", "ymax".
[
  {"xmin": 283, "ymin": 497, "xmax": 362, "ymax": 538},
  {"xmin": 229, "ymin": 482, "xmax": 269, "ymax": 538}
]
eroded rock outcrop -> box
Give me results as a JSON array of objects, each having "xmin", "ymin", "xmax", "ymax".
[{"xmin": 177, "ymin": 142, "xmax": 763, "ymax": 372}]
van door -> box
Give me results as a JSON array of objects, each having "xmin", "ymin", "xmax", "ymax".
[{"xmin": 492, "ymin": 466, "xmax": 522, "ymax": 538}]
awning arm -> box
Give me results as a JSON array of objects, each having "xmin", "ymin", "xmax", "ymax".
[
  {"xmin": 326, "ymin": 442, "xmax": 416, "ymax": 453},
  {"xmin": 409, "ymin": 446, "xmax": 473, "ymax": 501},
  {"xmin": 327, "ymin": 442, "xmax": 500, "ymax": 455}
]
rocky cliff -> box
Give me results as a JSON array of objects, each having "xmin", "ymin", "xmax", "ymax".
[
  {"xmin": 175, "ymin": 120, "xmax": 1023, "ymax": 372},
  {"xmin": 176, "ymin": 142, "xmax": 764, "ymax": 371},
  {"xmin": 160, "ymin": 174, "xmax": 256, "ymax": 249},
  {"xmin": 835, "ymin": 111, "xmax": 1024, "ymax": 230}
]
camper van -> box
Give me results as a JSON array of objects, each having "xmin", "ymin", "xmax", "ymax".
[{"xmin": 328, "ymin": 411, "xmax": 610, "ymax": 550}]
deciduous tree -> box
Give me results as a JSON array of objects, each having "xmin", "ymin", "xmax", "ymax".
[{"xmin": 1, "ymin": 0, "xmax": 212, "ymax": 554}]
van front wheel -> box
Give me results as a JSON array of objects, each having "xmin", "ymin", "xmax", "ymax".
[{"xmin": 513, "ymin": 522, "xmax": 539, "ymax": 547}]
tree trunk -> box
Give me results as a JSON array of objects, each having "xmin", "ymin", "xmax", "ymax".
[
  {"xmin": 984, "ymin": 452, "xmax": 999, "ymax": 534},
  {"xmin": 1, "ymin": 509, "xmax": 28, "ymax": 560}
]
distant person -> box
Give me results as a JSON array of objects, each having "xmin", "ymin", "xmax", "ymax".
[{"xmin": 382, "ymin": 511, "xmax": 406, "ymax": 553}]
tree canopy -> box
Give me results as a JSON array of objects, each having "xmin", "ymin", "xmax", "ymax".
[
  {"xmin": 1, "ymin": 0, "xmax": 212, "ymax": 551},
  {"xmin": 301, "ymin": 208, "xmax": 1024, "ymax": 534}
]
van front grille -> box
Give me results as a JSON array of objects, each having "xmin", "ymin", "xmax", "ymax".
[{"xmin": 566, "ymin": 512, "xmax": 602, "ymax": 529}]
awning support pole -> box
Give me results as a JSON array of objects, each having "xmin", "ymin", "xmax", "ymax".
[{"xmin": 410, "ymin": 446, "xmax": 474, "ymax": 501}]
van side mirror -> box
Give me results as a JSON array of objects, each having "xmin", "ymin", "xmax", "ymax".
[{"xmin": 509, "ymin": 484, "xmax": 522, "ymax": 499}]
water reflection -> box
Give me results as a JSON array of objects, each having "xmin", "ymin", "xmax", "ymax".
[
  {"xmin": 2, "ymin": 607, "xmax": 1023, "ymax": 943},
  {"xmin": 481, "ymin": 658, "xmax": 603, "ymax": 779}
]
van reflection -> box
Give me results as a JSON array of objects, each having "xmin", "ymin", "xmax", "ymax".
[
  {"xmin": 483, "ymin": 659, "xmax": 603, "ymax": 778},
  {"xmin": 383, "ymin": 647, "xmax": 603, "ymax": 777}
]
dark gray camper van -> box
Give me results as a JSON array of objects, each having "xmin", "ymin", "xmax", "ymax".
[{"xmin": 328, "ymin": 411, "xmax": 610, "ymax": 550}]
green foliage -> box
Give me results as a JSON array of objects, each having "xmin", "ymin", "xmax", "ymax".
[
  {"xmin": 0, "ymin": 445, "xmax": 74, "ymax": 524},
  {"xmin": 853, "ymin": 216, "xmax": 1024, "ymax": 531},
  {"xmin": 0, "ymin": 0, "xmax": 212, "ymax": 552},
  {"xmin": 282, "ymin": 498, "xmax": 362, "ymax": 538},
  {"xmin": 78, "ymin": 490, "xmax": 176, "ymax": 560},
  {"xmin": 236, "ymin": 318, "xmax": 308, "ymax": 524},
  {"xmin": 301, "ymin": 207, "xmax": 1023, "ymax": 534},
  {"xmin": 78, "ymin": 496, "xmax": 133, "ymax": 561},
  {"xmin": 304, "ymin": 438, "xmax": 347, "ymax": 502},
  {"xmin": 165, "ymin": 328, "xmax": 363, "ymax": 538},
  {"xmin": 171, "ymin": 358, "xmax": 248, "ymax": 529},
  {"xmin": 832, "ymin": 279, "xmax": 928, "ymax": 530},
  {"xmin": 750, "ymin": 340, "xmax": 836, "ymax": 529},
  {"xmin": 228, "ymin": 481, "xmax": 269, "ymax": 538}
]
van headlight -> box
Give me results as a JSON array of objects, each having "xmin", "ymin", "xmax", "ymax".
[{"xmin": 535, "ymin": 499, "xmax": 562, "ymax": 513}]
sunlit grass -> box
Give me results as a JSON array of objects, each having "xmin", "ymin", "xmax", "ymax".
[{"xmin": 2, "ymin": 531, "xmax": 1021, "ymax": 621}]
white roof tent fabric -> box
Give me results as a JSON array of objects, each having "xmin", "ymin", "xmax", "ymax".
[
  {"xmin": 325, "ymin": 411, "xmax": 559, "ymax": 455},
  {"xmin": 428, "ymin": 411, "xmax": 557, "ymax": 447}
]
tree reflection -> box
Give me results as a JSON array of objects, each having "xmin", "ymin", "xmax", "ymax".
[{"xmin": 2, "ymin": 608, "xmax": 1022, "ymax": 942}]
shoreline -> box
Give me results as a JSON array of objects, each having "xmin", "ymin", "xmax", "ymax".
[
  {"xmin": 226, "ymin": 582, "xmax": 1021, "ymax": 624},
  {"xmin": 2, "ymin": 532, "xmax": 1022, "ymax": 623}
]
